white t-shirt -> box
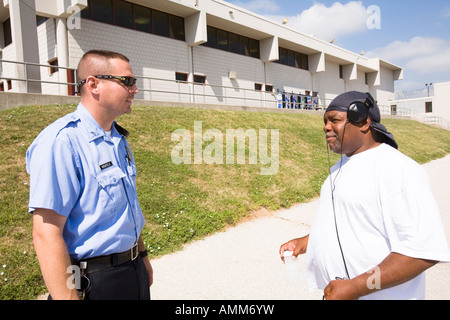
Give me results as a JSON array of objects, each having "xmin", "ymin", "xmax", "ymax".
[{"xmin": 306, "ymin": 143, "xmax": 450, "ymax": 300}]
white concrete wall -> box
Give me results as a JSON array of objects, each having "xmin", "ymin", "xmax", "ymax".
[
  {"xmin": 433, "ymin": 82, "xmax": 450, "ymax": 122},
  {"xmin": 0, "ymin": 0, "xmax": 401, "ymax": 107}
]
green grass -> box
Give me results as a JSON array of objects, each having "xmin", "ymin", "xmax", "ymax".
[{"xmin": 1, "ymin": 104, "xmax": 450, "ymax": 299}]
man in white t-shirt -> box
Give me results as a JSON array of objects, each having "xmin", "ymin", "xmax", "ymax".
[{"xmin": 280, "ymin": 91, "xmax": 450, "ymax": 300}]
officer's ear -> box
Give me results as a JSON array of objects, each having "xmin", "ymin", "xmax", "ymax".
[{"xmin": 85, "ymin": 76, "xmax": 100, "ymax": 95}]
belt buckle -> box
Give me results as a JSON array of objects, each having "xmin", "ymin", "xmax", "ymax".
[{"xmin": 131, "ymin": 244, "xmax": 138, "ymax": 261}]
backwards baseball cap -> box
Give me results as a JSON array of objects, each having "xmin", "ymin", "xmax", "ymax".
[{"xmin": 326, "ymin": 91, "xmax": 398, "ymax": 149}]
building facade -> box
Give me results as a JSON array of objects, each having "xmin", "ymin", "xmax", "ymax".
[
  {"xmin": 389, "ymin": 82, "xmax": 450, "ymax": 129},
  {"xmin": 0, "ymin": 0, "xmax": 403, "ymax": 109}
]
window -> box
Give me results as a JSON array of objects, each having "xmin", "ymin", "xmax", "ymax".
[
  {"xmin": 205, "ymin": 26, "xmax": 217, "ymax": 49},
  {"xmin": 249, "ymin": 39, "xmax": 260, "ymax": 58},
  {"xmin": 276, "ymin": 47, "xmax": 308, "ymax": 70},
  {"xmin": 425, "ymin": 101, "xmax": 433, "ymax": 113},
  {"xmin": 92, "ymin": 0, "xmax": 113, "ymax": 24},
  {"xmin": 49, "ymin": 58, "xmax": 59, "ymax": 75},
  {"xmin": 114, "ymin": 0, "xmax": 133, "ymax": 29},
  {"xmin": 254, "ymin": 83, "xmax": 262, "ymax": 91},
  {"xmin": 339, "ymin": 65, "xmax": 344, "ymax": 79},
  {"xmin": 229, "ymin": 33, "xmax": 240, "ymax": 54},
  {"xmin": 193, "ymin": 75, "xmax": 206, "ymax": 84},
  {"xmin": 175, "ymin": 72, "xmax": 188, "ymax": 82},
  {"xmin": 169, "ymin": 15, "xmax": 185, "ymax": 41},
  {"xmin": 265, "ymin": 85, "xmax": 273, "ymax": 92},
  {"xmin": 217, "ymin": 29, "xmax": 228, "ymax": 51},
  {"xmin": 135, "ymin": 7, "xmax": 152, "ymax": 33},
  {"xmin": 153, "ymin": 10, "xmax": 169, "ymax": 37},
  {"xmin": 202, "ymin": 26, "xmax": 260, "ymax": 59},
  {"xmin": 240, "ymin": 36, "xmax": 249, "ymax": 56},
  {"xmin": 391, "ymin": 105, "xmax": 397, "ymax": 116},
  {"xmin": 81, "ymin": 0, "xmax": 185, "ymax": 41},
  {"xmin": 3, "ymin": 18, "xmax": 12, "ymax": 47}
]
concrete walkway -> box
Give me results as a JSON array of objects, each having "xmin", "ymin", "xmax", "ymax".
[{"xmin": 150, "ymin": 155, "xmax": 450, "ymax": 300}]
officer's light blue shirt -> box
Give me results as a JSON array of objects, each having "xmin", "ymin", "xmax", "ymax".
[{"xmin": 26, "ymin": 103, "xmax": 145, "ymax": 260}]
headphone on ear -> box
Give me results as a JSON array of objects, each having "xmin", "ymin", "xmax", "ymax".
[{"xmin": 347, "ymin": 92, "xmax": 375, "ymax": 123}]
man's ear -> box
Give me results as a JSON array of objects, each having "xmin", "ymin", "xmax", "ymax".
[
  {"xmin": 85, "ymin": 76, "xmax": 100, "ymax": 95},
  {"xmin": 360, "ymin": 117, "xmax": 372, "ymax": 132}
]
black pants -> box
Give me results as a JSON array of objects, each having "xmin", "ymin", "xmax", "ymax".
[
  {"xmin": 84, "ymin": 256, "xmax": 150, "ymax": 300},
  {"xmin": 49, "ymin": 256, "xmax": 150, "ymax": 300}
]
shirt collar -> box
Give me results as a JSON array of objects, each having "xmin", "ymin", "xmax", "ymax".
[{"xmin": 75, "ymin": 103, "xmax": 130, "ymax": 143}]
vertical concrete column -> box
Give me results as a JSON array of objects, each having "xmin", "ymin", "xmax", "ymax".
[
  {"xmin": 8, "ymin": 0, "xmax": 41, "ymax": 93},
  {"xmin": 185, "ymin": 10, "xmax": 207, "ymax": 103},
  {"xmin": 56, "ymin": 17, "xmax": 69, "ymax": 95}
]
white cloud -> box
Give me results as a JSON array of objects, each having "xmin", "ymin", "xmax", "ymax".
[
  {"xmin": 264, "ymin": 1, "xmax": 369, "ymax": 41},
  {"xmin": 367, "ymin": 37, "xmax": 450, "ymax": 74}
]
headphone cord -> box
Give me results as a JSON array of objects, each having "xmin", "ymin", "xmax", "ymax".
[{"xmin": 327, "ymin": 123, "xmax": 351, "ymax": 280}]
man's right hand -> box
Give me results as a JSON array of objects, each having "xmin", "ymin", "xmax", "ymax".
[{"xmin": 279, "ymin": 235, "xmax": 309, "ymax": 263}]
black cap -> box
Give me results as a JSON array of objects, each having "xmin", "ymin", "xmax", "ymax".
[{"xmin": 326, "ymin": 91, "xmax": 398, "ymax": 149}]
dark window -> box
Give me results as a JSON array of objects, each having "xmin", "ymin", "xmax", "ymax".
[
  {"xmin": 205, "ymin": 26, "xmax": 217, "ymax": 48},
  {"xmin": 202, "ymin": 26, "xmax": 259, "ymax": 58},
  {"xmin": 169, "ymin": 15, "xmax": 185, "ymax": 41},
  {"xmin": 194, "ymin": 75, "xmax": 206, "ymax": 84},
  {"xmin": 229, "ymin": 33, "xmax": 240, "ymax": 54},
  {"xmin": 153, "ymin": 10, "xmax": 169, "ymax": 37},
  {"xmin": 301, "ymin": 54, "xmax": 309, "ymax": 70},
  {"xmin": 249, "ymin": 39, "xmax": 260, "ymax": 58},
  {"xmin": 92, "ymin": 0, "xmax": 113, "ymax": 24},
  {"xmin": 265, "ymin": 85, "xmax": 273, "ymax": 92},
  {"xmin": 425, "ymin": 101, "xmax": 433, "ymax": 113},
  {"xmin": 81, "ymin": 0, "xmax": 185, "ymax": 41},
  {"xmin": 114, "ymin": 0, "xmax": 133, "ymax": 29},
  {"xmin": 217, "ymin": 29, "xmax": 228, "ymax": 51},
  {"xmin": 134, "ymin": 6, "xmax": 152, "ymax": 33},
  {"xmin": 254, "ymin": 83, "xmax": 262, "ymax": 91},
  {"xmin": 276, "ymin": 47, "xmax": 308, "ymax": 70},
  {"xmin": 175, "ymin": 72, "xmax": 188, "ymax": 82},
  {"xmin": 339, "ymin": 65, "xmax": 344, "ymax": 79},
  {"xmin": 240, "ymin": 36, "xmax": 249, "ymax": 56},
  {"xmin": 287, "ymin": 50, "xmax": 295, "ymax": 67},
  {"xmin": 279, "ymin": 48, "xmax": 288, "ymax": 65},
  {"xmin": 3, "ymin": 18, "xmax": 12, "ymax": 47},
  {"xmin": 49, "ymin": 58, "xmax": 59, "ymax": 74}
]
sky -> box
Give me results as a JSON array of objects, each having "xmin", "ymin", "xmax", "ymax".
[{"xmin": 226, "ymin": 0, "xmax": 450, "ymax": 93}]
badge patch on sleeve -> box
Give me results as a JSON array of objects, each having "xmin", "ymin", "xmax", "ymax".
[{"xmin": 99, "ymin": 161, "xmax": 113, "ymax": 170}]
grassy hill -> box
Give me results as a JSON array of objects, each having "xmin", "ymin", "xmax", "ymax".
[{"xmin": 1, "ymin": 103, "xmax": 450, "ymax": 299}]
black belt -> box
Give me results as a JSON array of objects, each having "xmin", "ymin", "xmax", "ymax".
[{"xmin": 72, "ymin": 244, "xmax": 139, "ymax": 274}]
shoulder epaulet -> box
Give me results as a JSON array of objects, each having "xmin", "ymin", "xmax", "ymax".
[{"xmin": 53, "ymin": 112, "xmax": 80, "ymax": 137}]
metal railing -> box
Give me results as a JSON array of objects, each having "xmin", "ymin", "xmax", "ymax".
[
  {"xmin": 0, "ymin": 59, "xmax": 78, "ymax": 93},
  {"xmin": 0, "ymin": 59, "xmax": 328, "ymax": 110},
  {"xmin": 1, "ymin": 59, "xmax": 448, "ymax": 129}
]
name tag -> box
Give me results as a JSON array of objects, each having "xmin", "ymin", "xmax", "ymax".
[{"xmin": 99, "ymin": 161, "xmax": 113, "ymax": 170}]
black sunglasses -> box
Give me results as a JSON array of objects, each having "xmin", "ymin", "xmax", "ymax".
[{"xmin": 77, "ymin": 75, "xmax": 137, "ymax": 89}]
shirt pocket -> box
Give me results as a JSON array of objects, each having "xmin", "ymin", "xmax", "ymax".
[{"xmin": 95, "ymin": 166, "xmax": 127, "ymax": 213}]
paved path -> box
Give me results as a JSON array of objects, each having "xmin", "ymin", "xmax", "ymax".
[{"xmin": 150, "ymin": 155, "xmax": 450, "ymax": 300}]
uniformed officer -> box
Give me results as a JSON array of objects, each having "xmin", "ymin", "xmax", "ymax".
[{"xmin": 26, "ymin": 50, "xmax": 153, "ymax": 300}]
